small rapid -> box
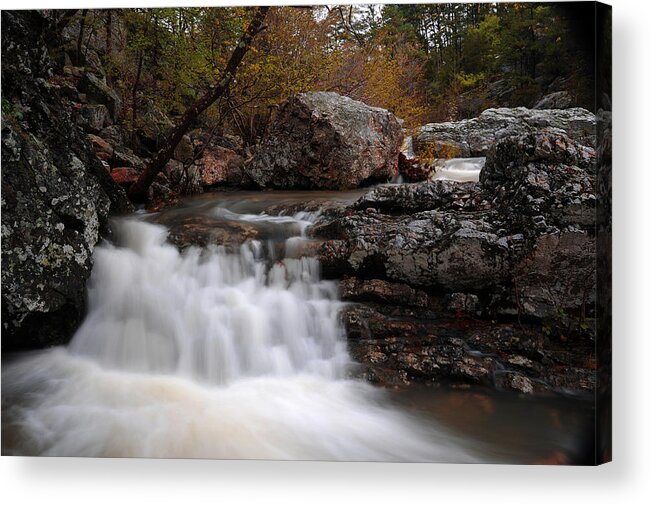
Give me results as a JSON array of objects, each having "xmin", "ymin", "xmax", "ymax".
[
  {"xmin": 2, "ymin": 197, "xmax": 477, "ymax": 461},
  {"xmin": 431, "ymin": 157, "xmax": 485, "ymax": 182}
]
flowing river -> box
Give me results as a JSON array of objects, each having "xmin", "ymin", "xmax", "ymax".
[{"xmin": 2, "ymin": 184, "xmax": 594, "ymax": 462}]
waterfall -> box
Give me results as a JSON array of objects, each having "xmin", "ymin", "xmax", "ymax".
[
  {"xmin": 2, "ymin": 204, "xmax": 477, "ymax": 462},
  {"xmin": 431, "ymin": 157, "xmax": 486, "ymax": 182}
]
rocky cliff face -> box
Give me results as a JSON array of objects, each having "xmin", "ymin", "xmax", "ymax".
[
  {"xmin": 246, "ymin": 92, "xmax": 403, "ymax": 189},
  {"xmin": 1, "ymin": 11, "xmax": 132, "ymax": 350}
]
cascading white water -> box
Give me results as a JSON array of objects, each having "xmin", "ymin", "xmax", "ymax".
[
  {"xmin": 2, "ymin": 206, "xmax": 477, "ymax": 461},
  {"xmin": 431, "ymin": 157, "xmax": 486, "ymax": 182},
  {"xmin": 69, "ymin": 219, "xmax": 346, "ymax": 384}
]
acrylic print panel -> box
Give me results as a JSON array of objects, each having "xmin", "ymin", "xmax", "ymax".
[{"xmin": 0, "ymin": 2, "xmax": 611, "ymax": 464}]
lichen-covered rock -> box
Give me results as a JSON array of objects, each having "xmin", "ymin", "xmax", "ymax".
[
  {"xmin": 480, "ymin": 130, "xmax": 596, "ymax": 230},
  {"xmin": 313, "ymin": 209, "xmax": 514, "ymax": 290},
  {"xmin": 312, "ymin": 121, "xmax": 597, "ymax": 320},
  {"xmin": 533, "ymin": 91, "xmax": 573, "ymax": 110},
  {"xmin": 1, "ymin": 10, "xmax": 132, "ymax": 350},
  {"xmin": 353, "ymin": 180, "xmax": 486, "ymax": 214},
  {"xmin": 77, "ymin": 104, "xmax": 110, "ymax": 133},
  {"xmin": 164, "ymin": 159, "xmax": 203, "ymax": 195},
  {"xmin": 246, "ymin": 92, "xmax": 403, "ymax": 189},
  {"xmin": 78, "ymin": 72, "xmax": 121, "ymax": 120},
  {"xmin": 414, "ymin": 107, "xmax": 596, "ymax": 158}
]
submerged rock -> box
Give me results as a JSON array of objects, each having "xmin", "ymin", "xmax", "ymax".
[
  {"xmin": 158, "ymin": 215, "xmax": 259, "ymax": 251},
  {"xmin": 246, "ymin": 92, "xmax": 403, "ymax": 189}
]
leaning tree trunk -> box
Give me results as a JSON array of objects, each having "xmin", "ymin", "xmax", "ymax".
[{"xmin": 128, "ymin": 6, "xmax": 270, "ymax": 202}]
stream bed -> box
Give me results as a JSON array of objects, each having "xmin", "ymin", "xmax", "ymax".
[{"xmin": 1, "ymin": 187, "xmax": 594, "ymax": 463}]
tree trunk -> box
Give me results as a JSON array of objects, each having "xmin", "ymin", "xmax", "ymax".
[
  {"xmin": 56, "ymin": 9, "xmax": 78, "ymax": 33},
  {"xmin": 105, "ymin": 10, "xmax": 113, "ymax": 85},
  {"xmin": 131, "ymin": 50, "xmax": 144, "ymax": 149},
  {"xmin": 105, "ymin": 9, "xmax": 112, "ymax": 54},
  {"xmin": 128, "ymin": 6, "xmax": 269, "ymax": 202},
  {"xmin": 77, "ymin": 9, "xmax": 88, "ymax": 64}
]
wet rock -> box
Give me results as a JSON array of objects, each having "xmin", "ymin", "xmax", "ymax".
[
  {"xmin": 159, "ymin": 215, "xmax": 259, "ymax": 251},
  {"xmin": 340, "ymin": 277, "xmax": 429, "ymax": 308},
  {"xmin": 414, "ymin": 107, "xmax": 596, "ymax": 158},
  {"xmin": 341, "ymin": 304, "xmax": 421, "ymax": 341},
  {"xmin": 345, "ymin": 303, "xmax": 594, "ymax": 394},
  {"xmin": 247, "ymin": 92, "xmax": 403, "ymax": 189},
  {"xmin": 343, "ymin": 305, "xmax": 499, "ymax": 388},
  {"xmin": 353, "ymin": 180, "xmax": 485, "ymax": 214},
  {"xmin": 1, "ymin": 10, "xmax": 132, "ymax": 350}
]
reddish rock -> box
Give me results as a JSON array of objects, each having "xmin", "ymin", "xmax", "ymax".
[
  {"xmin": 197, "ymin": 146, "xmax": 244, "ymax": 186},
  {"xmin": 111, "ymin": 167, "xmax": 140, "ymax": 185}
]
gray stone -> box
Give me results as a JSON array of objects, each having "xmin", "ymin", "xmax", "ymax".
[
  {"xmin": 533, "ymin": 91, "xmax": 573, "ymax": 110},
  {"xmin": 1, "ymin": 11, "xmax": 132, "ymax": 350},
  {"xmin": 246, "ymin": 92, "xmax": 403, "ymax": 189},
  {"xmin": 414, "ymin": 107, "xmax": 596, "ymax": 159},
  {"xmin": 78, "ymin": 72, "xmax": 121, "ymax": 120},
  {"xmin": 77, "ymin": 104, "xmax": 109, "ymax": 133}
]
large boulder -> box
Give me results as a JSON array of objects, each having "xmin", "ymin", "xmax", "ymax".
[
  {"xmin": 1, "ymin": 11, "xmax": 132, "ymax": 350},
  {"xmin": 246, "ymin": 92, "xmax": 403, "ymax": 189},
  {"xmin": 413, "ymin": 107, "xmax": 596, "ymax": 159}
]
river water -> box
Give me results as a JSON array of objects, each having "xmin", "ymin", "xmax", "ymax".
[{"xmin": 2, "ymin": 182, "xmax": 594, "ymax": 463}]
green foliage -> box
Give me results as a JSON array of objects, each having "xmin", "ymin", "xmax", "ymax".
[
  {"xmin": 1, "ymin": 97, "xmax": 23, "ymax": 122},
  {"xmin": 66, "ymin": 4, "xmax": 594, "ymax": 141}
]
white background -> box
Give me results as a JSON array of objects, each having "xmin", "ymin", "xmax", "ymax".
[{"xmin": 1, "ymin": 0, "xmax": 650, "ymax": 503}]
